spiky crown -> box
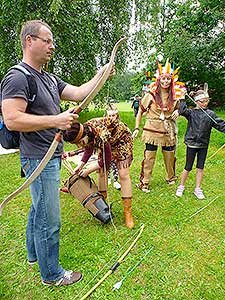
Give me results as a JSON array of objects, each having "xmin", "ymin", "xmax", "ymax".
[
  {"xmin": 147, "ymin": 58, "xmax": 186, "ymax": 99},
  {"xmin": 155, "ymin": 58, "xmax": 180, "ymax": 82}
]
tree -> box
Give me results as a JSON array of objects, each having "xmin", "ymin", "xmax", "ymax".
[
  {"xmin": 131, "ymin": 0, "xmax": 225, "ymax": 105},
  {"xmin": 1, "ymin": 0, "xmax": 224, "ymax": 106},
  {"xmin": 0, "ymin": 0, "xmax": 131, "ymax": 84}
]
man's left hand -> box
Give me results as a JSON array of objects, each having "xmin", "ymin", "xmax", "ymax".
[{"xmin": 98, "ymin": 62, "xmax": 115, "ymax": 80}]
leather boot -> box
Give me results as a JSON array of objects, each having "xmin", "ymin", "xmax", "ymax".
[
  {"xmin": 122, "ymin": 197, "xmax": 134, "ymax": 229},
  {"xmin": 162, "ymin": 150, "xmax": 177, "ymax": 184},
  {"xmin": 139, "ymin": 150, "xmax": 156, "ymax": 189}
]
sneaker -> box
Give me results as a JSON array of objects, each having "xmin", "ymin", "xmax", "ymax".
[
  {"xmin": 42, "ymin": 270, "xmax": 83, "ymax": 287},
  {"xmin": 194, "ymin": 188, "xmax": 205, "ymax": 200},
  {"xmin": 167, "ymin": 176, "xmax": 178, "ymax": 185},
  {"xmin": 176, "ymin": 185, "xmax": 185, "ymax": 197},
  {"xmin": 136, "ymin": 183, "xmax": 150, "ymax": 193},
  {"xmin": 28, "ymin": 260, "xmax": 37, "ymax": 266},
  {"xmin": 141, "ymin": 187, "xmax": 150, "ymax": 193},
  {"xmin": 113, "ymin": 181, "xmax": 121, "ymax": 190},
  {"xmin": 60, "ymin": 187, "xmax": 69, "ymax": 193}
]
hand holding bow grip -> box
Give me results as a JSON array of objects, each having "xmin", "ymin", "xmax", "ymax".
[{"xmin": 0, "ymin": 37, "xmax": 127, "ymax": 216}]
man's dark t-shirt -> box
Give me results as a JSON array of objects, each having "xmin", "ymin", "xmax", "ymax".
[{"xmin": 1, "ymin": 62, "xmax": 67, "ymax": 158}]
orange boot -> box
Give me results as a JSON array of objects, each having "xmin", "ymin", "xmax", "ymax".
[{"xmin": 122, "ymin": 197, "xmax": 134, "ymax": 229}]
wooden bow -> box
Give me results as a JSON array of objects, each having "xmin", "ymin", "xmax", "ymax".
[
  {"xmin": 78, "ymin": 224, "xmax": 145, "ymax": 300},
  {"xmin": 0, "ymin": 37, "xmax": 127, "ymax": 216},
  {"xmin": 207, "ymin": 143, "xmax": 225, "ymax": 160}
]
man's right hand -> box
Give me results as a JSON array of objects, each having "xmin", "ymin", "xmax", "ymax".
[{"xmin": 56, "ymin": 107, "xmax": 78, "ymax": 130}]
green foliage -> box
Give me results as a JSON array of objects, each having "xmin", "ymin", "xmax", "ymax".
[
  {"xmin": 0, "ymin": 0, "xmax": 130, "ymax": 83},
  {"xmin": 162, "ymin": 0, "xmax": 225, "ymax": 106},
  {"xmin": 108, "ymin": 71, "xmax": 137, "ymax": 101},
  {"xmin": 133, "ymin": 0, "xmax": 225, "ymax": 106},
  {"xmin": 0, "ymin": 105, "xmax": 225, "ymax": 299},
  {"xmin": 0, "ymin": 0, "xmax": 224, "ymax": 107}
]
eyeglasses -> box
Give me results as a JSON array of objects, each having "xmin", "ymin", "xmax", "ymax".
[{"xmin": 30, "ymin": 35, "xmax": 55, "ymax": 46}]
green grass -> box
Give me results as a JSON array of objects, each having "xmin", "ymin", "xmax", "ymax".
[{"xmin": 0, "ymin": 103, "xmax": 225, "ymax": 300}]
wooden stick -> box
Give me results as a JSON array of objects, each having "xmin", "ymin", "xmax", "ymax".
[
  {"xmin": 62, "ymin": 160, "xmax": 74, "ymax": 175},
  {"xmin": 207, "ymin": 143, "xmax": 225, "ymax": 160},
  {"xmin": 184, "ymin": 196, "xmax": 218, "ymax": 222}
]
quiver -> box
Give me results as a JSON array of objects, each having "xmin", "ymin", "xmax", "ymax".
[{"xmin": 65, "ymin": 174, "xmax": 112, "ymax": 224}]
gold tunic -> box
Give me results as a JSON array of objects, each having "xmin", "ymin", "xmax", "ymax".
[{"xmin": 140, "ymin": 93, "xmax": 179, "ymax": 146}]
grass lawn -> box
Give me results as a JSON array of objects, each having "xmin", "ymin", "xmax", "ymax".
[{"xmin": 0, "ymin": 102, "xmax": 224, "ymax": 300}]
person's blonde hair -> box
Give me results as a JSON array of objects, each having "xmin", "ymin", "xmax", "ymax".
[{"xmin": 106, "ymin": 104, "xmax": 118, "ymax": 116}]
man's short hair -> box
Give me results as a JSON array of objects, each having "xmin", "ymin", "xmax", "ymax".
[{"xmin": 20, "ymin": 20, "xmax": 51, "ymax": 48}]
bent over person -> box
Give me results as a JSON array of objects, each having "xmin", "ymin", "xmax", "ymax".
[
  {"xmin": 63, "ymin": 116, "xmax": 134, "ymax": 229},
  {"xmin": 1, "ymin": 20, "xmax": 114, "ymax": 286},
  {"xmin": 132, "ymin": 59, "xmax": 186, "ymax": 193}
]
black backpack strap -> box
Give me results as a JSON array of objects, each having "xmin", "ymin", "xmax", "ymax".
[
  {"xmin": 10, "ymin": 65, "xmax": 37, "ymax": 102},
  {"xmin": 0, "ymin": 65, "xmax": 38, "ymax": 151}
]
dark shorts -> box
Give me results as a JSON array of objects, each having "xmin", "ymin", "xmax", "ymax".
[{"xmin": 184, "ymin": 147, "xmax": 208, "ymax": 171}]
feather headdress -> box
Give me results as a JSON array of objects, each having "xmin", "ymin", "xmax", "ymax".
[
  {"xmin": 149, "ymin": 58, "xmax": 186, "ymax": 100},
  {"xmin": 155, "ymin": 58, "xmax": 180, "ymax": 82}
]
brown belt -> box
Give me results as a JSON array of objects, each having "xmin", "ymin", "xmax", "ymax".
[{"xmin": 143, "ymin": 128, "xmax": 168, "ymax": 134}]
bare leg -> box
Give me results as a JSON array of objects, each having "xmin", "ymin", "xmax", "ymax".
[
  {"xmin": 118, "ymin": 167, "xmax": 132, "ymax": 197},
  {"xmin": 176, "ymin": 169, "xmax": 189, "ymax": 197},
  {"xmin": 180, "ymin": 169, "xmax": 190, "ymax": 186},
  {"xmin": 196, "ymin": 168, "xmax": 204, "ymax": 188}
]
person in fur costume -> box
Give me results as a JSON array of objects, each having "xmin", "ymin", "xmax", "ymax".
[{"xmin": 63, "ymin": 116, "xmax": 134, "ymax": 229}]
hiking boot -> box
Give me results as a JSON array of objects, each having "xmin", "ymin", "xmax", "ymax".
[
  {"xmin": 113, "ymin": 181, "xmax": 121, "ymax": 190},
  {"xmin": 42, "ymin": 270, "xmax": 83, "ymax": 286},
  {"xmin": 194, "ymin": 188, "xmax": 205, "ymax": 200},
  {"xmin": 176, "ymin": 185, "xmax": 185, "ymax": 197}
]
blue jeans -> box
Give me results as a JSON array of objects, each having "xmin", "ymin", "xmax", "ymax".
[{"xmin": 20, "ymin": 156, "xmax": 65, "ymax": 282}]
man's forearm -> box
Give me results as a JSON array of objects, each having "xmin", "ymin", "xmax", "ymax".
[
  {"xmin": 4, "ymin": 112, "xmax": 59, "ymax": 132},
  {"xmin": 61, "ymin": 68, "xmax": 105, "ymax": 101}
]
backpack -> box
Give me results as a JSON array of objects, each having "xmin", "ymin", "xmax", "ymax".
[
  {"xmin": 133, "ymin": 100, "xmax": 139, "ymax": 109},
  {"xmin": 0, "ymin": 65, "xmax": 37, "ymax": 149}
]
